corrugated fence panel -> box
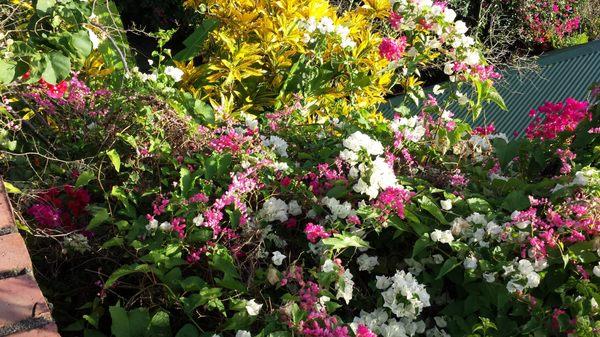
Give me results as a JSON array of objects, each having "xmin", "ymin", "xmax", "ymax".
[{"xmin": 381, "ymin": 40, "xmax": 600, "ymax": 139}]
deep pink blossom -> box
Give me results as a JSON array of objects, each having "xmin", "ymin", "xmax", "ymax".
[
  {"xmin": 304, "ymin": 223, "xmax": 330, "ymax": 243},
  {"xmin": 379, "ymin": 37, "xmax": 407, "ymax": 61}
]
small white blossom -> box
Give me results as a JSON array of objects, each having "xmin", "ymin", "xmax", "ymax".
[
  {"xmin": 192, "ymin": 214, "xmax": 204, "ymax": 227},
  {"xmin": 357, "ymin": 254, "xmax": 379, "ymax": 272},
  {"xmin": 271, "ymin": 251, "xmax": 286, "ymax": 266},
  {"xmin": 463, "ymin": 256, "xmax": 478, "ymax": 270},
  {"xmin": 236, "ymin": 331, "xmax": 251, "ymax": 337},
  {"xmin": 259, "ymin": 198, "xmax": 289, "ymax": 222},
  {"xmin": 288, "ymin": 200, "xmax": 302, "ymax": 216},
  {"xmin": 440, "ymin": 199, "xmax": 452, "ymax": 211},
  {"xmin": 164, "ymin": 66, "xmax": 184, "ymax": 82},
  {"xmin": 146, "ymin": 219, "xmax": 159, "ymax": 231},
  {"xmin": 431, "ymin": 230, "xmax": 454, "ymax": 244},
  {"xmin": 245, "ymin": 299, "xmax": 263, "ymax": 316},
  {"xmin": 159, "ymin": 221, "xmax": 172, "ymax": 231}
]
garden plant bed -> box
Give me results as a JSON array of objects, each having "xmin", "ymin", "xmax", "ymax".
[
  {"xmin": 0, "ymin": 1, "xmax": 599, "ymax": 337},
  {"xmin": 0, "ymin": 180, "xmax": 59, "ymax": 336}
]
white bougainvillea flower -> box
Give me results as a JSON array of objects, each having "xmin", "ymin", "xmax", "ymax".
[{"xmin": 245, "ymin": 299, "xmax": 263, "ymax": 316}]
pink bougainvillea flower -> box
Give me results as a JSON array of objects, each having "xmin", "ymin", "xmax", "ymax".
[
  {"xmin": 304, "ymin": 223, "xmax": 330, "ymax": 243},
  {"xmin": 526, "ymin": 98, "xmax": 590, "ymax": 140},
  {"xmin": 379, "ymin": 36, "xmax": 407, "ymax": 61}
]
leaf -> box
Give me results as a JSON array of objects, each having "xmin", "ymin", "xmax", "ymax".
[
  {"xmin": 174, "ymin": 324, "xmax": 199, "ymax": 337},
  {"xmin": 105, "ymin": 264, "xmax": 152, "ymax": 288},
  {"xmin": 180, "ymin": 167, "xmax": 192, "ymax": 197},
  {"xmin": 501, "ymin": 190, "xmax": 530, "ymax": 211},
  {"xmin": 174, "ymin": 18, "xmax": 219, "ymax": 61},
  {"xmin": 41, "ymin": 52, "xmax": 71, "ymax": 84},
  {"xmin": 70, "ymin": 30, "xmax": 93, "ymax": 59},
  {"xmin": 467, "ymin": 198, "xmax": 491, "ymax": 213},
  {"xmin": 87, "ymin": 208, "xmax": 110, "ymax": 230},
  {"xmin": 486, "ymin": 86, "xmax": 507, "ymax": 110},
  {"xmin": 146, "ymin": 311, "xmax": 171, "ymax": 337},
  {"xmin": 419, "ymin": 196, "xmax": 447, "ymax": 224},
  {"xmin": 436, "ymin": 257, "xmax": 460, "ymax": 280},
  {"xmin": 326, "ymin": 185, "xmax": 348, "ymax": 198},
  {"xmin": 36, "ymin": 0, "xmax": 56, "ymax": 13},
  {"xmin": 210, "ymin": 249, "xmax": 246, "ymax": 292},
  {"xmin": 0, "ymin": 60, "xmax": 17, "ymax": 84},
  {"xmin": 411, "ymin": 235, "xmax": 431, "ymax": 258},
  {"xmin": 222, "ymin": 311, "xmax": 256, "ymax": 331},
  {"xmin": 101, "ymin": 237, "xmax": 124, "ymax": 249},
  {"xmin": 109, "ymin": 306, "xmax": 130, "ymax": 337},
  {"xmin": 75, "ymin": 171, "xmax": 95, "ymax": 187},
  {"xmin": 3, "ymin": 181, "xmax": 21, "ymax": 194},
  {"xmin": 107, "ymin": 149, "xmax": 121, "ymax": 172},
  {"xmin": 322, "ymin": 233, "xmax": 370, "ymax": 250}
]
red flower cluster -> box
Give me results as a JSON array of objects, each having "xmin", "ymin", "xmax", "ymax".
[
  {"xmin": 525, "ymin": 98, "xmax": 590, "ymax": 140},
  {"xmin": 27, "ymin": 185, "xmax": 91, "ymax": 230}
]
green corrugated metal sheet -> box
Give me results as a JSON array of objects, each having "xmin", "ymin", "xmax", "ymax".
[{"xmin": 380, "ymin": 40, "xmax": 600, "ymax": 138}]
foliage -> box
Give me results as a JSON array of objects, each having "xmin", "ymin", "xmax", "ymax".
[{"xmin": 0, "ymin": 1, "xmax": 599, "ymax": 337}]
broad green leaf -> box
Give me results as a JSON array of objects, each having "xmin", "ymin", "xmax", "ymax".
[
  {"xmin": 3, "ymin": 181, "xmax": 21, "ymax": 194},
  {"xmin": 174, "ymin": 324, "xmax": 199, "ymax": 337},
  {"xmin": 326, "ymin": 185, "xmax": 348, "ymax": 198},
  {"xmin": 180, "ymin": 167, "xmax": 192, "ymax": 197},
  {"xmin": 436, "ymin": 257, "xmax": 460, "ymax": 280},
  {"xmin": 411, "ymin": 235, "xmax": 431, "ymax": 258},
  {"xmin": 174, "ymin": 18, "xmax": 219, "ymax": 61},
  {"xmin": 419, "ymin": 196, "xmax": 447, "ymax": 224},
  {"xmin": 501, "ymin": 190, "xmax": 530, "ymax": 211},
  {"xmin": 70, "ymin": 30, "xmax": 93, "ymax": 59},
  {"xmin": 36, "ymin": 0, "xmax": 56, "ymax": 13},
  {"xmin": 105, "ymin": 264, "xmax": 152, "ymax": 288},
  {"xmin": 0, "ymin": 60, "xmax": 17, "ymax": 84},
  {"xmin": 87, "ymin": 208, "xmax": 110, "ymax": 230},
  {"xmin": 41, "ymin": 52, "xmax": 71, "ymax": 84},
  {"xmin": 467, "ymin": 198, "xmax": 491, "ymax": 213},
  {"xmin": 107, "ymin": 149, "xmax": 121, "ymax": 172},
  {"xmin": 322, "ymin": 233, "xmax": 370, "ymax": 250},
  {"xmin": 109, "ymin": 306, "xmax": 130, "ymax": 337},
  {"xmin": 101, "ymin": 237, "xmax": 124, "ymax": 249},
  {"xmin": 75, "ymin": 171, "xmax": 95, "ymax": 187},
  {"xmin": 146, "ymin": 311, "xmax": 171, "ymax": 337}
]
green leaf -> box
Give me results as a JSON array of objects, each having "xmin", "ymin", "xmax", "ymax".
[
  {"xmin": 70, "ymin": 30, "xmax": 93, "ymax": 59},
  {"xmin": 101, "ymin": 237, "xmax": 124, "ymax": 249},
  {"xmin": 105, "ymin": 264, "xmax": 152, "ymax": 288},
  {"xmin": 501, "ymin": 190, "xmax": 530, "ymax": 211},
  {"xmin": 107, "ymin": 149, "xmax": 121, "ymax": 172},
  {"xmin": 41, "ymin": 52, "xmax": 71, "ymax": 84},
  {"xmin": 412, "ymin": 235, "xmax": 431, "ymax": 258},
  {"xmin": 467, "ymin": 198, "xmax": 491, "ymax": 213},
  {"xmin": 109, "ymin": 307, "xmax": 129, "ymax": 337},
  {"xmin": 75, "ymin": 171, "xmax": 95, "ymax": 187},
  {"xmin": 174, "ymin": 18, "xmax": 219, "ymax": 61},
  {"xmin": 146, "ymin": 311, "xmax": 171, "ymax": 337},
  {"xmin": 486, "ymin": 86, "xmax": 507, "ymax": 110},
  {"xmin": 322, "ymin": 233, "xmax": 370, "ymax": 250},
  {"xmin": 87, "ymin": 208, "xmax": 110, "ymax": 230},
  {"xmin": 210, "ymin": 249, "xmax": 246, "ymax": 292},
  {"xmin": 36, "ymin": 0, "xmax": 56, "ymax": 13},
  {"xmin": 436, "ymin": 257, "xmax": 460, "ymax": 280},
  {"xmin": 174, "ymin": 325, "xmax": 199, "ymax": 337},
  {"xmin": 127, "ymin": 308, "xmax": 151, "ymax": 337},
  {"xmin": 3, "ymin": 181, "xmax": 21, "ymax": 194},
  {"xmin": 326, "ymin": 185, "xmax": 348, "ymax": 198},
  {"xmin": 419, "ymin": 196, "xmax": 447, "ymax": 224},
  {"xmin": 222, "ymin": 311, "xmax": 256, "ymax": 331},
  {"xmin": 0, "ymin": 60, "xmax": 17, "ymax": 84},
  {"xmin": 180, "ymin": 167, "xmax": 192, "ymax": 197}
]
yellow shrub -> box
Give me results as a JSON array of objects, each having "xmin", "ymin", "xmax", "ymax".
[{"xmin": 180, "ymin": 0, "xmax": 395, "ymax": 121}]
